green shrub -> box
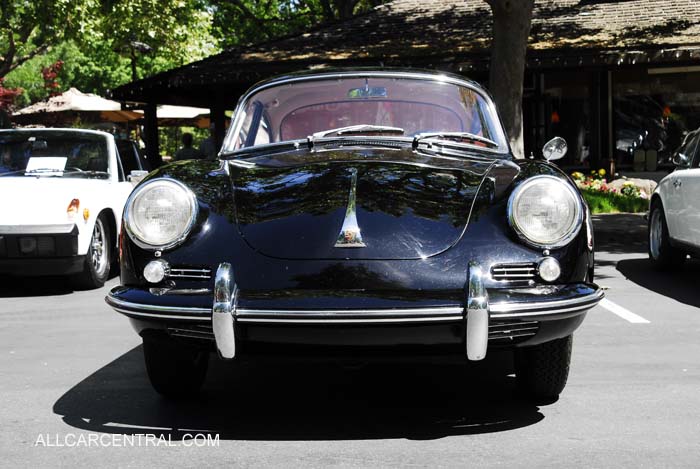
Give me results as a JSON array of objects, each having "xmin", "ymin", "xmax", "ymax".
[{"xmin": 580, "ymin": 189, "xmax": 648, "ymax": 214}]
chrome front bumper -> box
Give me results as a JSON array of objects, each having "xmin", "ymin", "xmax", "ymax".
[{"xmin": 106, "ymin": 263, "xmax": 604, "ymax": 362}]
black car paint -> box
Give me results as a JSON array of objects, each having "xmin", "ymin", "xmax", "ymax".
[{"xmin": 116, "ymin": 145, "xmax": 594, "ymax": 353}]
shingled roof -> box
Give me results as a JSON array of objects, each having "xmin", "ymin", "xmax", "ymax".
[{"xmin": 111, "ymin": 0, "xmax": 700, "ymax": 106}]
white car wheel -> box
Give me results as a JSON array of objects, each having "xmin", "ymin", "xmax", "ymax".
[
  {"xmin": 73, "ymin": 215, "xmax": 111, "ymax": 289},
  {"xmin": 90, "ymin": 218, "xmax": 109, "ymax": 278},
  {"xmin": 649, "ymin": 208, "xmax": 663, "ymax": 260},
  {"xmin": 648, "ymin": 201, "xmax": 685, "ymax": 270}
]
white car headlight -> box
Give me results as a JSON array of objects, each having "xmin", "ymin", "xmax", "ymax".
[
  {"xmin": 508, "ymin": 175, "xmax": 582, "ymax": 248},
  {"xmin": 124, "ymin": 179, "xmax": 198, "ymax": 250}
]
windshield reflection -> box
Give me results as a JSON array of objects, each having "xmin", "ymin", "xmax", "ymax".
[
  {"xmin": 226, "ymin": 74, "xmax": 508, "ymax": 154},
  {"xmin": 0, "ymin": 131, "xmax": 109, "ymax": 178}
]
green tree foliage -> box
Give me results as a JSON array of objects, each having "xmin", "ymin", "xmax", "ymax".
[
  {"xmin": 94, "ymin": 0, "xmax": 218, "ymax": 80},
  {"xmin": 5, "ymin": 0, "xmax": 218, "ymax": 104},
  {"xmin": 210, "ymin": 0, "xmax": 385, "ymax": 49},
  {"xmin": 4, "ymin": 0, "xmax": 386, "ymax": 105},
  {"xmin": 0, "ymin": 0, "xmax": 95, "ymax": 78}
]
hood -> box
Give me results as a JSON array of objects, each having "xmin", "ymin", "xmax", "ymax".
[
  {"xmin": 229, "ymin": 148, "xmax": 499, "ymax": 260},
  {"xmin": 0, "ymin": 176, "xmax": 105, "ymax": 225}
]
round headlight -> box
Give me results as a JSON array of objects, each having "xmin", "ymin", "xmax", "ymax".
[
  {"xmin": 125, "ymin": 179, "xmax": 198, "ymax": 250},
  {"xmin": 508, "ymin": 175, "xmax": 582, "ymax": 248}
]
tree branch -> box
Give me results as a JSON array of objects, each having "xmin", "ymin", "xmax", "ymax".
[{"xmin": 8, "ymin": 42, "xmax": 50, "ymax": 74}]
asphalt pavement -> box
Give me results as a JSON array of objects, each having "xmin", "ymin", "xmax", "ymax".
[{"xmin": 1, "ymin": 214, "xmax": 699, "ymax": 467}]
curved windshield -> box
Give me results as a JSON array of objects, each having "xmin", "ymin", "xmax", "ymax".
[
  {"xmin": 0, "ymin": 131, "xmax": 110, "ymax": 178},
  {"xmin": 225, "ymin": 75, "xmax": 508, "ymax": 154}
]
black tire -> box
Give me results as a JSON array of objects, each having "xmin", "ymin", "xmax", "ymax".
[
  {"xmin": 143, "ymin": 335, "xmax": 209, "ymax": 398},
  {"xmin": 515, "ymin": 335, "xmax": 572, "ymax": 402},
  {"xmin": 72, "ymin": 214, "xmax": 111, "ymax": 290},
  {"xmin": 648, "ymin": 200, "xmax": 685, "ymax": 270}
]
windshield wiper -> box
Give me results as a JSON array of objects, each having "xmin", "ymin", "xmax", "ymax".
[
  {"xmin": 413, "ymin": 132, "xmax": 498, "ymax": 150},
  {"xmin": 311, "ymin": 125, "xmax": 405, "ymax": 139},
  {"xmin": 24, "ymin": 168, "xmax": 66, "ymax": 175}
]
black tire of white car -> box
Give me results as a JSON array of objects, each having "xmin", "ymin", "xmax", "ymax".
[
  {"xmin": 515, "ymin": 335, "xmax": 572, "ymax": 402},
  {"xmin": 648, "ymin": 200, "xmax": 686, "ymax": 270},
  {"xmin": 72, "ymin": 215, "xmax": 111, "ymax": 290},
  {"xmin": 143, "ymin": 335, "xmax": 209, "ymax": 398}
]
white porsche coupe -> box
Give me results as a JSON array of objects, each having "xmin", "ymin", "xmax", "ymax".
[
  {"xmin": 649, "ymin": 128, "xmax": 700, "ymax": 268},
  {"xmin": 0, "ymin": 128, "xmax": 148, "ymax": 288}
]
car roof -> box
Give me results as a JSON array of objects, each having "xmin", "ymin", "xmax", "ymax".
[
  {"xmin": 246, "ymin": 67, "xmax": 488, "ymax": 96},
  {"xmin": 0, "ymin": 128, "xmax": 113, "ymax": 139}
]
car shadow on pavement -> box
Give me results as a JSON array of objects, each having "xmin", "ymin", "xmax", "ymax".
[
  {"xmin": 617, "ymin": 258, "xmax": 700, "ymax": 309},
  {"xmin": 0, "ymin": 275, "xmax": 76, "ymax": 297},
  {"xmin": 54, "ymin": 346, "xmax": 545, "ymax": 441},
  {"xmin": 0, "ymin": 269, "xmax": 119, "ymax": 297},
  {"xmin": 593, "ymin": 213, "xmax": 648, "ymax": 256}
]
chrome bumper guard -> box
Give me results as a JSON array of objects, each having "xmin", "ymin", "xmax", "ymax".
[
  {"xmin": 466, "ymin": 263, "xmax": 488, "ymax": 361},
  {"xmin": 212, "ymin": 263, "xmax": 236, "ymax": 359},
  {"xmin": 106, "ymin": 263, "xmax": 604, "ymax": 363}
]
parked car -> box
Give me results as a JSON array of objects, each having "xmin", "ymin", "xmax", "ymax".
[
  {"xmin": 649, "ymin": 128, "xmax": 700, "ymax": 268},
  {"xmin": 0, "ymin": 128, "xmax": 147, "ymax": 288},
  {"xmin": 106, "ymin": 70, "xmax": 603, "ymax": 400}
]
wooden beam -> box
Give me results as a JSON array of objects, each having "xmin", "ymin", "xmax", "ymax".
[
  {"xmin": 144, "ymin": 103, "xmax": 162, "ymax": 167},
  {"xmin": 210, "ymin": 100, "xmax": 226, "ymax": 152}
]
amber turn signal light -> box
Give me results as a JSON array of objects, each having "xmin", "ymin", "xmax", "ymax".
[{"xmin": 66, "ymin": 198, "xmax": 80, "ymax": 219}]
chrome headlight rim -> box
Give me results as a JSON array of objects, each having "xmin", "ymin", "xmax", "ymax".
[
  {"xmin": 124, "ymin": 178, "xmax": 199, "ymax": 251},
  {"xmin": 507, "ymin": 175, "xmax": 583, "ymax": 249}
]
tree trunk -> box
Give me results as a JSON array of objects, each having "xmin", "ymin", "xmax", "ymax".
[{"xmin": 485, "ymin": 0, "xmax": 535, "ymax": 159}]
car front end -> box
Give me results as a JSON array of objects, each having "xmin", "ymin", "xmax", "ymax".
[{"xmin": 105, "ymin": 70, "xmax": 603, "ymax": 400}]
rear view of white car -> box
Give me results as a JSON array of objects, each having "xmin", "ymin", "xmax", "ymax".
[
  {"xmin": 649, "ymin": 128, "xmax": 700, "ymax": 268},
  {"xmin": 0, "ymin": 128, "xmax": 146, "ymax": 288}
]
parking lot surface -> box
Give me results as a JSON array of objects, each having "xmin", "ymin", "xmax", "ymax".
[{"xmin": 1, "ymin": 214, "xmax": 699, "ymax": 467}]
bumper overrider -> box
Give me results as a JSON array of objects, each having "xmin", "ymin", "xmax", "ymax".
[{"xmin": 106, "ymin": 263, "xmax": 603, "ymax": 361}]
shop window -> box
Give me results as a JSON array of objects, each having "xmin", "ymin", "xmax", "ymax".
[{"xmin": 613, "ymin": 70, "xmax": 700, "ymax": 170}]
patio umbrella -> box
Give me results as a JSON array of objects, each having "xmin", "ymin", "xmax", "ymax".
[
  {"xmin": 150, "ymin": 105, "xmax": 210, "ymax": 128},
  {"xmin": 11, "ymin": 88, "xmax": 142, "ymax": 125}
]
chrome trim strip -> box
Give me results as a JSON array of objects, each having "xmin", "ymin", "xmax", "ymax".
[
  {"xmin": 0, "ymin": 223, "xmax": 76, "ymax": 235},
  {"xmin": 489, "ymin": 332, "xmax": 537, "ymax": 340},
  {"xmin": 106, "ymin": 288, "xmax": 603, "ymax": 323},
  {"xmin": 235, "ymin": 316, "xmax": 464, "ymax": 324},
  {"xmin": 493, "ymin": 273, "xmax": 535, "ymax": 278},
  {"xmin": 466, "ymin": 263, "xmax": 489, "ymax": 361},
  {"xmin": 490, "ymin": 303, "xmax": 596, "ymax": 319},
  {"xmin": 236, "ymin": 306, "xmax": 463, "ymax": 318},
  {"xmin": 109, "ymin": 307, "xmax": 208, "ymax": 321},
  {"xmin": 490, "ymin": 289, "xmax": 604, "ymax": 314},
  {"xmin": 212, "ymin": 263, "xmax": 236, "ymax": 359},
  {"xmin": 489, "ymin": 320, "xmax": 539, "ymax": 328},
  {"xmin": 491, "ymin": 265, "xmax": 535, "ymax": 273},
  {"xmin": 105, "ymin": 295, "xmax": 210, "ymax": 315},
  {"xmin": 168, "ymin": 268, "xmax": 212, "ymax": 278},
  {"xmin": 168, "ymin": 331, "xmax": 214, "ymax": 340}
]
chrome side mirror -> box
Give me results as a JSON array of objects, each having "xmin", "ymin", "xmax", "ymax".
[
  {"xmin": 672, "ymin": 153, "xmax": 689, "ymax": 168},
  {"xmin": 542, "ymin": 137, "xmax": 568, "ymax": 161}
]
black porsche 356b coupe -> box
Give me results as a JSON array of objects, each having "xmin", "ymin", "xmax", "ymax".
[{"xmin": 106, "ymin": 70, "xmax": 603, "ymax": 400}]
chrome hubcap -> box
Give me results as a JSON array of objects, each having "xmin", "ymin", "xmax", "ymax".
[
  {"xmin": 91, "ymin": 219, "xmax": 108, "ymax": 276},
  {"xmin": 649, "ymin": 209, "xmax": 662, "ymax": 259}
]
